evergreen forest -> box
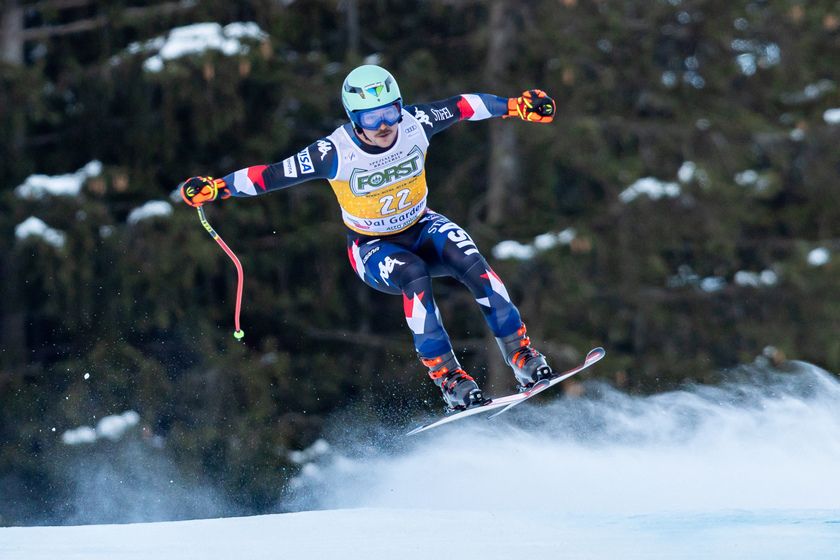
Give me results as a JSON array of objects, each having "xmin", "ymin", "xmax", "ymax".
[{"xmin": 2, "ymin": 0, "xmax": 840, "ymax": 525}]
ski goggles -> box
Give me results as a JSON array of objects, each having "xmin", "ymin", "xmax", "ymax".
[{"xmin": 353, "ymin": 102, "xmax": 402, "ymax": 130}]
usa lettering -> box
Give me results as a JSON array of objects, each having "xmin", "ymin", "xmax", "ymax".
[
  {"xmin": 439, "ymin": 222, "xmax": 479, "ymax": 256},
  {"xmin": 297, "ymin": 149, "xmax": 314, "ymax": 174}
]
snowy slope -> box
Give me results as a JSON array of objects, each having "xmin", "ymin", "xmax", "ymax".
[
  {"xmin": 2, "ymin": 507, "xmax": 839, "ymax": 560},
  {"xmin": 2, "ymin": 361, "xmax": 840, "ymax": 558}
]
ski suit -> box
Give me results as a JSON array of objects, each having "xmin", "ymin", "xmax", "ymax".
[{"xmin": 221, "ymin": 93, "xmax": 522, "ymax": 360}]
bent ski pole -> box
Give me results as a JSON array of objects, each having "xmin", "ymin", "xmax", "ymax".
[{"xmin": 197, "ymin": 206, "xmax": 245, "ymax": 339}]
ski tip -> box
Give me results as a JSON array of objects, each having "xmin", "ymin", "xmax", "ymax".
[{"xmin": 586, "ymin": 347, "xmax": 606, "ymax": 362}]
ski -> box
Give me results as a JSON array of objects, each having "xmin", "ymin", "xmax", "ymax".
[
  {"xmin": 489, "ymin": 346, "xmax": 605, "ymax": 418},
  {"xmin": 406, "ymin": 347, "xmax": 605, "ymax": 435}
]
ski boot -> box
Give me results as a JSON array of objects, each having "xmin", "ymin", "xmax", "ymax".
[
  {"xmin": 422, "ymin": 350, "xmax": 485, "ymax": 413},
  {"xmin": 496, "ymin": 322, "xmax": 553, "ymax": 391}
]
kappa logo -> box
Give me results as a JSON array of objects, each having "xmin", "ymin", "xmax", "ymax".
[
  {"xmin": 431, "ymin": 107, "xmax": 453, "ymax": 121},
  {"xmin": 317, "ymin": 140, "xmax": 333, "ymax": 161},
  {"xmin": 282, "ymin": 156, "xmax": 297, "ymax": 178},
  {"xmin": 414, "ymin": 108, "xmax": 432, "ymax": 127},
  {"xmin": 297, "ymin": 149, "xmax": 314, "ymax": 174},
  {"xmin": 379, "ymin": 256, "xmax": 405, "ymax": 281}
]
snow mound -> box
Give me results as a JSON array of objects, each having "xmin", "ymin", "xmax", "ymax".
[
  {"xmin": 62, "ymin": 411, "xmax": 141, "ymax": 445},
  {"xmin": 619, "ymin": 177, "xmax": 681, "ymax": 203},
  {"xmin": 825, "ymin": 108, "xmax": 840, "ymax": 124},
  {"xmin": 127, "ymin": 201, "xmax": 173, "ymax": 224},
  {"xmin": 125, "ymin": 22, "xmax": 268, "ymax": 72},
  {"xmin": 808, "ymin": 248, "xmax": 830, "ymax": 266},
  {"xmin": 15, "ymin": 217, "xmax": 67, "ymax": 248},
  {"xmin": 15, "ymin": 161, "xmax": 102, "ymax": 200},
  {"xmin": 492, "ymin": 228, "xmax": 577, "ymax": 261}
]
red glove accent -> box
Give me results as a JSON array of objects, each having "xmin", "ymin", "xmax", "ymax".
[
  {"xmin": 181, "ymin": 176, "xmax": 230, "ymax": 207},
  {"xmin": 505, "ymin": 89, "xmax": 555, "ymax": 123}
]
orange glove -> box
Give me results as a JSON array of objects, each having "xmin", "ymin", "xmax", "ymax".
[
  {"xmin": 505, "ymin": 89, "xmax": 555, "ymax": 123},
  {"xmin": 181, "ymin": 176, "xmax": 230, "ymax": 207}
]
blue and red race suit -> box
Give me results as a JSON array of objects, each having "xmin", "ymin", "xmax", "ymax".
[{"xmin": 221, "ymin": 94, "xmax": 523, "ymax": 360}]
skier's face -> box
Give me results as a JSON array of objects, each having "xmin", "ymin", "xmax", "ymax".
[{"xmin": 359, "ymin": 121, "xmax": 398, "ymax": 148}]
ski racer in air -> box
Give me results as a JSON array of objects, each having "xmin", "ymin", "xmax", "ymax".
[{"xmin": 182, "ymin": 64, "xmax": 556, "ymax": 412}]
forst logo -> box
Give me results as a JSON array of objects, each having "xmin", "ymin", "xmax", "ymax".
[
  {"xmin": 359, "ymin": 159, "xmax": 418, "ymax": 190},
  {"xmin": 350, "ymin": 146, "xmax": 424, "ymax": 194}
]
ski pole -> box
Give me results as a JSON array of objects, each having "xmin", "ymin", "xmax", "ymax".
[{"xmin": 196, "ymin": 206, "xmax": 245, "ymax": 340}]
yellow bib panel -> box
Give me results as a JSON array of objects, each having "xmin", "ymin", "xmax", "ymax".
[{"xmin": 327, "ymin": 111, "xmax": 430, "ymax": 235}]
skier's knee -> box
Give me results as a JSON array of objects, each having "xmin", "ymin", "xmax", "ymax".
[{"xmin": 400, "ymin": 261, "xmax": 431, "ymax": 285}]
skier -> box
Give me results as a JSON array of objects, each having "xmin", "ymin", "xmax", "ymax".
[{"xmin": 182, "ymin": 64, "xmax": 556, "ymax": 412}]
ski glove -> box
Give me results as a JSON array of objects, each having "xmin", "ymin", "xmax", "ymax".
[
  {"xmin": 506, "ymin": 89, "xmax": 554, "ymax": 123},
  {"xmin": 181, "ymin": 176, "xmax": 230, "ymax": 207}
]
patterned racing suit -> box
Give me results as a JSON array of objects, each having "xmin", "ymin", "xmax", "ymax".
[{"xmin": 221, "ymin": 94, "xmax": 523, "ymax": 361}]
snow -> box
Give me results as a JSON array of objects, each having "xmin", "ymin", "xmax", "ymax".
[
  {"xmin": 492, "ymin": 239, "xmax": 536, "ymax": 260},
  {"xmin": 14, "ymin": 217, "xmax": 67, "ymax": 248},
  {"xmin": 125, "ymin": 22, "xmax": 268, "ymax": 72},
  {"xmin": 95, "ymin": 411, "xmax": 141, "ymax": 441},
  {"xmin": 736, "ymin": 52, "xmax": 757, "ymax": 75},
  {"xmin": 781, "ymin": 80, "xmax": 836, "ymax": 105},
  {"xmin": 667, "ymin": 264, "xmax": 700, "ymax": 288},
  {"xmin": 492, "ymin": 228, "xmax": 577, "ymax": 261},
  {"xmin": 127, "ymin": 201, "xmax": 173, "ymax": 224},
  {"xmin": 731, "ymin": 40, "xmax": 781, "ymax": 76},
  {"xmin": 293, "ymin": 364, "xmax": 840, "ymax": 512},
  {"xmin": 62, "ymin": 411, "xmax": 141, "ymax": 445},
  {"xmin": 700, "ymin": 276, "xmax": 726, "ymax": 292},
  {"xmin": 735, "ymin": 169, "xmax": 758, "ymax": 186},
  {"xmin": 60, "ymin": 426, "xmax": 97, "ymax": 445},
  {"xmin": 3, "ymin": 363, "xmax": 840, "ymax": 557},
  {"xmin": 2, "ymin": 508, "xmax": 838, "ymax": 559},
  {"xmin": 669, "ymin": 268, "xmax": 777, "ymax": 291},
  {"xmin": 14, "ymin": 160, "xmax": 102, "ymax": 199},
  {"xmin": 287, "ymin": 438, "xmax": 331, "ymax": 465},
  {"xmin": 825, "ymin": 108, "xmax": 840, "ymax": 124},
  {"xmin": 733, "ymin": 270, "xmax": 778, "ymax": 287},
  {"xmin": 790, "ymin": 128, "xmax": 806, "ymax": 141},
  {"xmin": 3, "ymin": 362, "xmax": 840, "ymax": 557},
  {"xmin": 363, "ymin": 53, "xmax": 383, "ymax": 66},
  {"xmin": 808, "ymin": 248, "xmax": 830, "ymax": 266},
  {"xmin": 734, "ymin": 169, "xmax": 773, "ymax": 192},
  {"xmin": 619, "ymin": 177, "xmax": 680, "ymax": 203},
  {"xmin": 677, "ymin": 160, "xmax": 696, "ymax": 183}
]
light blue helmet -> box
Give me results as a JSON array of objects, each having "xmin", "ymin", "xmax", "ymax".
[{"xmin": 341, "ymin": 65, "xmax": 403, "ymax": 128}]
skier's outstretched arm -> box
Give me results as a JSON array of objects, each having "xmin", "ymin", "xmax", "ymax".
[
  {"xmin": 407, "ymin": 89, "xmax": 555, "ymax": 139},
  {"xmin": 182, "ymin": 139, "xmax": 338, "ymax": 207}
]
